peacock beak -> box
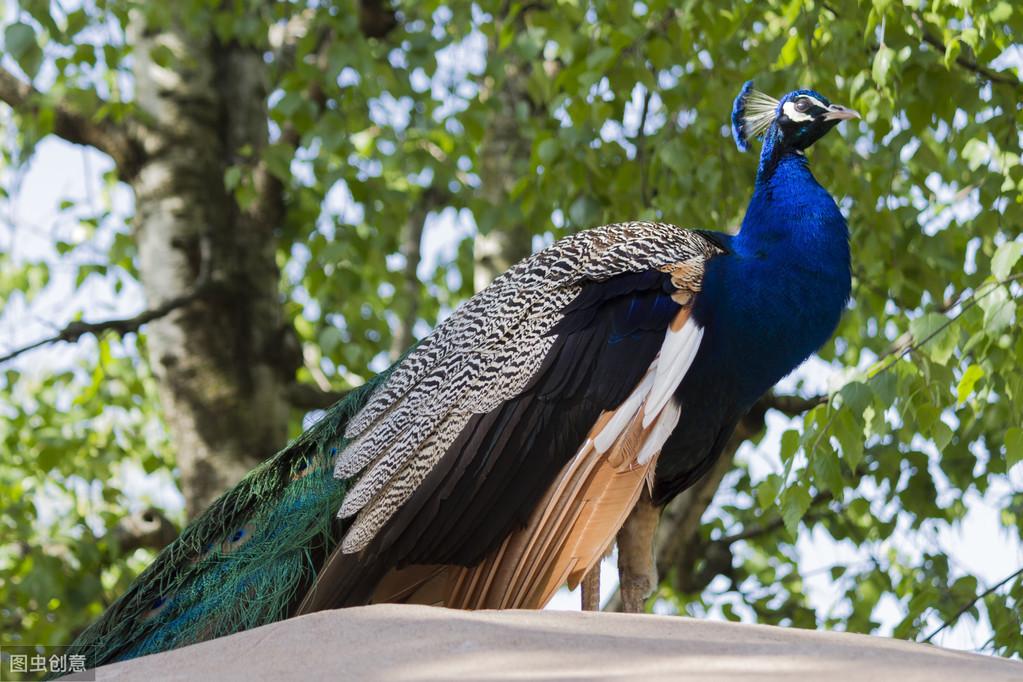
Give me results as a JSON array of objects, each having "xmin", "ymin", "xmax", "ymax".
[{"xmin": 823, "ymin": 104, "xmax": 860, "ymax": 121}]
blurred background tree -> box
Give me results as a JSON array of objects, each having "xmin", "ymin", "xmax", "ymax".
[{"xmin": 1, "ymin": 0, "xmax": 1021, "ymax": 661}]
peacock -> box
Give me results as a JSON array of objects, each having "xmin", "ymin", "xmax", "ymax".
[{"xmin": 66, "ymin": 81, "xmax": 857, "ymax": 669}]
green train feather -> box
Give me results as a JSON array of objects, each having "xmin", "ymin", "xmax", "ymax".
[{"xmin": 63, "ymin": 367, "xmax": 393, "ymax": 670}]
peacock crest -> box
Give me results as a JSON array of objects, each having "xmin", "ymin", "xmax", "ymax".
[{"xmin": 731, "ymin": 80, "xmax": 780, "ymax": 152}]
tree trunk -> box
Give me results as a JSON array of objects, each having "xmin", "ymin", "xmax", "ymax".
[
  {"xmin": 128, "ymin": 12, "xmax": 297, "ymax": 517},
  {"xmin": 389, "ymin": 200, "xmax": 428, "ymax": 361},
  {"xmin": 473, "ymin": 42, "xmax": 534, "ymax": 290}
]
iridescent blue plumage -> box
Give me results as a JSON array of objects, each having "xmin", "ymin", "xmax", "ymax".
[
  {"xmin": 655, "ymin": 83, "xmax": 854, "ymax": 501},
  {"xmin": 731, "ymin": 80, "xmax": 757, "ymax": 151}
]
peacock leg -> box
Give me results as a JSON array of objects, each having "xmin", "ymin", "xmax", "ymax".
[
  {"xmin": 580, "ymin": 562, "xmax": 601, "ymax": 611},
  {"xmin": 616, "ymin": 490, "xmax": 660, "ymax": 613}
]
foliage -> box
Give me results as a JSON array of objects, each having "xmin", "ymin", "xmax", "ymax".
[{"xmin": 1, "ymin": 0, "xmax": 1021, "ymax": 661}]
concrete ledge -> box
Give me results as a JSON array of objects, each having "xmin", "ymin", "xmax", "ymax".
[{"xmin": 93, "ymin": 603, "xmax": 1021, "ymax": 681}]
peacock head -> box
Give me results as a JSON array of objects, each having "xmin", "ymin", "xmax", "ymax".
[{"xmin": 731, "ymin": 81, "xmax": 859, "ymax": 154}]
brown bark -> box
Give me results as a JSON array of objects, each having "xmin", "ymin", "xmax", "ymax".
[
  {"xmin": 472, "ymin": 34, "xmax": 535, "ymax": 290},
  {"xmin": 127, "ymin": 12, "xmax": 298, "ymax": 517},
  {"xmin": 0, "ymin": 66, "xmax": 145, "ymax": 179},
  {"xmin": 388, "ymin": 188, "xmax": 451, "ymax": 360}
]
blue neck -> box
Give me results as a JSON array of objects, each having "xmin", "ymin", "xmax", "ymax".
[
  {"xmin": 734, "ymin": 129, "xmax": 849, "ymax": 256},
  {"xmin": 691, "ymin": 130, "xmax": 851, "ymax": 405},
  {"xmin": 755, "ymin": 126, "xmax": 795, "ymax": 183}
]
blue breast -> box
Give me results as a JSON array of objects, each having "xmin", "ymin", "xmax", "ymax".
[
  {"xmin": 654, "ymin": 137, "xmax": 851, "ymax": 504},
  {"xmin": 692, "ymin": 151, "xmax": 851, "ymax": 406}
]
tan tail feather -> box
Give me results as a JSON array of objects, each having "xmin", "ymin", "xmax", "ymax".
[
  {"xmin": 501, "ymin": 442, "xmax": 605, "ymax": 607},
  {"xmin": 434, "ymin": 405, "xmax": 659, "ymax": 610},
  {"xmin": 370, "ymin": 309, "xmax": 696, "ymax": 610},
  {"xmin": 371, "ymin": 564, "xmax": 446, "ymax": 603}
]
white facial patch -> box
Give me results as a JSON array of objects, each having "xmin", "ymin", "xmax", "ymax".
[
  {"xmin": 782, "ymin": 101, "xmax": 813, "ymax": 122},
  {"xmin": 783, "ymin": 96, "xmax": 827, "ymax": 123}
]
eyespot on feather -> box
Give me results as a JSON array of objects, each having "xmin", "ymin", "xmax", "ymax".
[
  {"xmin": 291, "ymin": 454, "xmax": 319, "ymax": 481},
  {"xmin": 142, "ymin": 595, "xmax": 169, "ymax": 621},
  {"xmin": 189, "ymin": 541, "xmax": 215, "ymax": 565},
  {"xmin": 220, "ymin": 523, "xmax": 255, "ymax": 553}
]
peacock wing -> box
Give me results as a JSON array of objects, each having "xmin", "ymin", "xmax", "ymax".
[{"xmin": 299, "ymin": 221, "xmax": 723, "ymax": 613}]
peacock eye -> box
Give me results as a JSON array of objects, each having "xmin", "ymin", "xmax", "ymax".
[{"xmin": 794, "ymin": 98, "xmax": 811, "ymax": 113}]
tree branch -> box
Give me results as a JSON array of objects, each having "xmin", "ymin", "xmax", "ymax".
[
  {"xmin": 758, "ymin": 392, "xmax": 828, "ymax": 417},
  {"xmin": 922, "ymin": 565, "xmax": 1023, "ymax": 644},
  {"xmin": 911, "ymin": 13, "xmax": 1020, "ymax": 88},
  {"xmin": 0, "ymin": 287, "xmax": 208, "ymax": 366},
  {"xmin": 634, "ymin": 86, "xmax": 653, "ymax": 204},
  {"xmin": 114, "ymin": 507, "xmax": 178, "ymax": 552},
  {"xmin": 0, "ymin": 66, "xmax": 145, "ymax": 178},
  {"xmin": 284, "ymin": 382, "xmax": 349, "ymax": 411},
  {"xmin": 761, "ymin": 273, "xmax": 1023, "ymax": 420},
  {"xmin": 873, "ymin": 272, "xmax": 1023, "ymax": 378},
  {"xmin": 718, "ymin": 490, "xmax": 834, "ymax": 546},
  {"xmin": 388, "ymin": 186, "xmax": 450, "ymax": 360}
]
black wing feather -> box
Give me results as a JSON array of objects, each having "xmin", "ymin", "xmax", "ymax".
[
  {"xmin": 306, "ymin": 270, "xmax": 685, "ymax": 608},
  {"xmin": 376, "ymin": 273, "xmax": 679, "ymax": 567}
]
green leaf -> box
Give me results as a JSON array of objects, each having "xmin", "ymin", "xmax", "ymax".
[
  {"xmin": 224, "ymin": 166, "xmax": 242, "ymax": 191},
  {"xmin": 980, "ymin": 285, "xmax": 1014, "ymax": 334},
  {"xmin": 1006, "ymin": 428, "xmax": 1023, "ymax": 470},
  {"xmin": 263, "ymin": 144, "xmax": 292, "ymax": 182},
  {"xmin": 991, "ymin": 241, "xmax": 1023, "ymax": 280},
  {"xmin": 812, "ymin": 446, "xmax": 844, "ymax": 495},
  {"xmin": 840, "ymin": 381, "xmax": 873, "ymax": 419},
  {"xmin": 776, "ymin": 34, "xmax": 800, "ymax": 68},
  {"xmin": 781, "ymin": 484, "xmax": 812, "ymax": 535},
  {"xmin": 834, "ymin": 410, "xmax": 864, "ymax": 472},
  {"xmin": 916, "ymin": 404, "xmax": 941, "ymax": 433},
  {"xmin": 537, "ymin": 138, "xmax": 559, "ymax": 164},
  {"xmin": 961, "ymin": 139, "xmax": 990, "ymax": 171},
  {"xmin": 350, "ymin": 129, "xmax": 376, "ymax": 156},
  {"xmin": 872, "ymin": 45, "xmax": 895, "ymax": 87},
  {"xmin": 646, "ymin": 37, "xmax": 672, "ymax": 69},
  {"xmin": 4, "ymin": 23, "xmax": 36, "ymax": 59},
  {"xmin": 943, "ymin": 39, "xmax": 961, "ymax": 69},
  {"xmin": 756, "ymin": 473, "xmax": 782, "ymax": 510},
  {"xmin": 4, "ymin": 22, "xmax": 42, "ymax": 77},
  {"xmin": 568, "ymin": 195, "xmax": 599, "ymax": 227},
  {"xmin": 990, "ymin": 1, "xmax": 1013, "ymax": 22},
  {"xmin": 870, "ymin": 371, "xmax": 898, "ymax": 405},
  {"xmin": 779, "ymin": 428, "xmax": 800, "ymax": 464},
  {"xmin": 585, "ymin": 46, "xmax": 616, "ymax": 70},
  {"xmin": 909, "ymin": 313, "xmax": 957, "ymax": 365},
  {"xmin": 959, "ymin": 28, "xmax": 979, "ymax": 51},
  {"xmin": 956, "ymin": 364, "xmax": 984, "ymax": 404},
  {"xmin": 318, "ymin": 326, "xmax": 343, "ymax": 355},
  {"xmin": 932, "ymin": 421, "xmax": 954, "ymax": 451}
]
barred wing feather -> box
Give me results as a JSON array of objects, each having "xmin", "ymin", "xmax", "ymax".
[{"xmin": 299, "ymin": 221, "xmax": 722, "ymax": 612}]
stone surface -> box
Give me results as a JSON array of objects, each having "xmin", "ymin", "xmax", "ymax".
[{"xmin": 93, "ymin": 604, "xmax": 1021, "ymax": 681}]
